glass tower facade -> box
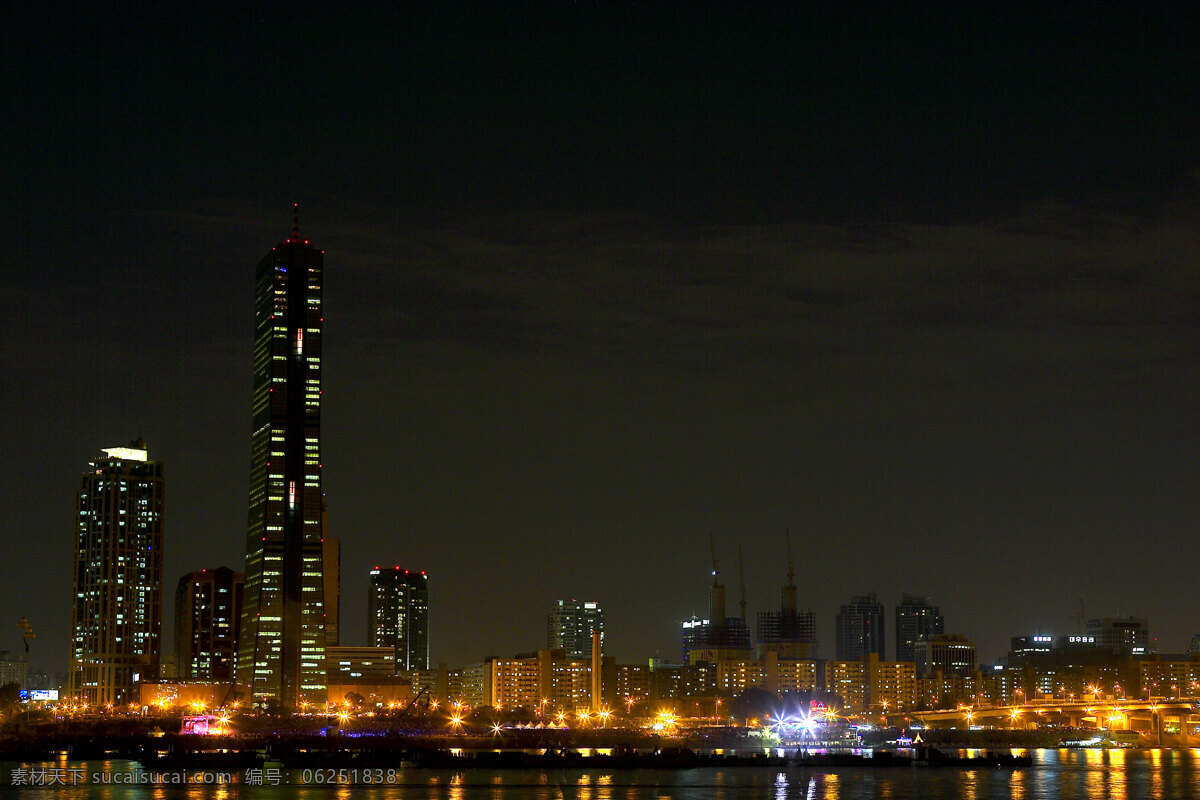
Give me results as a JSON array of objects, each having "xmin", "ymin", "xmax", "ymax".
[
  {"xmin": 237, "ymin": 211, "xmax": 328, "ymax": 710},
  {"xmin": 69, "ymin": 441, "xmax": 163, "ymax": 706}
]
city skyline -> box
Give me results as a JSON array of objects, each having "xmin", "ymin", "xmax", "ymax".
[{"xmin": 4, "ymin": 5, "xmax": 1200, "ymax": 674}]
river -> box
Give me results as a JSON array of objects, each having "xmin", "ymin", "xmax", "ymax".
[{"xmin": 3, "ymin": 749, "xmax": 1200, "ymax": 798}]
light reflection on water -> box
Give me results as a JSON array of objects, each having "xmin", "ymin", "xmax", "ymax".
[{"xmin": 7, "ymin": 751, "xmax": 1200, "ymax": 798}]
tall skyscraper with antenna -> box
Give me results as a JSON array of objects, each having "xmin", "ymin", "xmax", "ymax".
[{"xmin": 237, "ymin": 208, "xmax": 328, "ymax": 710}]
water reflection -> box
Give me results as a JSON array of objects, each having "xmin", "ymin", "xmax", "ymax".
[
  {"xmin": 956, "ymin": 770, "xmax": 978, "ymax": 800},
  {"xmin": 17, "ymin": 751, "xmax": 1200, "ymax": 800},
  {"xmin": 1009, "ymin": 759, "xmax": 1026, "ymax": 800},
  {"xmin": 821, "ymin": 771, "xmax": 840, "ymax": 800},
  {"xmin": 448, "ymin": 771, "xmax": 465, "ymax": 800},
  {"xmin": 1148, "ymin": 746, "xmax": 1163, "ymax": 798}
]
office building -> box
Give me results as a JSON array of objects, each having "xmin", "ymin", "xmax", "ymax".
[
  {"xmin": 174, "ymin": 567, "xmax": 244, "ymax": 682},
  {"xmin": 326, "ymin": 646, "xmax": 397, "ymax": 679},
  {"xmin": 895, "ymin": 594, "xmax": 945, "ymax": 662},
  {"xmin": 835, "ymin": 593, "xmax": 885, "ymax": 661},
  {"xmin": 548, "ymin": 600, "xmax": 604, "ymax": 659},
  {"xmin": 913, "ymin": 634, "xmax": 977, "ymax": 678},
  {"xmin": 237, "ymin": 210, "xmax": 329, "ymax": 710},
  {"xmin": 367, "ymin": 567, "xmax": 430, "ymax": 671},
  {"xmin": 1087, "ymin": 617, "xmax": 1150, "ymax": 655},
  {"xmin": 69, "ymin": 441, "xmax": 164, "ymax": 705}
]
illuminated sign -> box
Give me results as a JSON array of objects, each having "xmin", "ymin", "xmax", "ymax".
[
  {"xmin": 103, "ymin": 447, "xmax": 147, "ymax": 461},
  {"xmin": 19, "ymin": 689, "xmax": 59, "ymax": 702}
]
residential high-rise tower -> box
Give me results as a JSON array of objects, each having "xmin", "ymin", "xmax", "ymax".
[
  {"xmin": 547, "ymin": 600, "xmax": 604, "ymax": 660},
  {"xmin": 237, "ymin": 209, "xmax": 328, "ymax": 710},
  {"xmin": 367, "ymin": 567, "xmax": 429, "ymax": 671},
  {"xmin": 175, "ymin": 567, "xmax": 244, "ymax": 682},
  {"xmin": 69, "ymin": 440, "xmax": 163, "ymax": 705},
  {"xmin": 835, "ymin": 592, "xmax": 885, "ymax": 661},
  {"xmin": 895, "ymin": 593, "xmax": 944, "ymax": 662}
]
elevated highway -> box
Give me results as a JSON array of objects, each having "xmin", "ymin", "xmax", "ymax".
[{"xmin": 903, "ymin": 698, "xmax": 1200, "ymax": 746}]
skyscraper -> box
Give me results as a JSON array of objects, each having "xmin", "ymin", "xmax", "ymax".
[
  {"xmin": 175, "ymin": 567, "xmax": 244, "ymax": 682},
  {"xmin": 895, "ymin": 593, "xmax": 944, "ymax": 662},
  {"xmin": 237, "ymin": 209, "xmax": 328, "ymax": 710},
  {"xmin": 547, "ymin": 599, "xmax": 604, "ymax": 660},
  {"xmin": 69, "ymin": 440, "xmax": 163, "ymax": 705},
  {"xmin": 367, "ymin": 567, "xmax": 430, "ymax": 671},
  {"xmin": 835, "ymin": 592, "xmax": 885, "ymax": 661}
]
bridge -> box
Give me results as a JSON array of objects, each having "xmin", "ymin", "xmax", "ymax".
[{"xmin": 900, "ymin": 698, "xmax": 1200, "ymax": 746}]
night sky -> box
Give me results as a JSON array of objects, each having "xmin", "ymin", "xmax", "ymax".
[{"xmin": 4, "ymin": 4, "xmax": 1200, "ymax": 674}]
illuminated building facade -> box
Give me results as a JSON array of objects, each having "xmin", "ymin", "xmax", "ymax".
[
  {"xmin": 478, "ymin": 650, "xmax": 601, "ymax": 711},
  {"xmin": 826, "ymin": 654, "xmax": 917, "ymax": 712},
  {"xmin": 771, "ymin": 657, "xmax": 819, "ymax": 694},
  {"xmin": 174, "ymin": 567, "xmax": 243, "ymax": 681},
  {"xmin": 895, "ymin": 594, "xmax": 944, "ymax": 662},
  {"xmin": 548, "ymin": 599, "xmax": 604, "ymax": 659},
  {"xmin": 614, "ymin": 663, "xmax": 651, "ymax": 705},
  {"xmin": 237, "ymin": 211, "xmax": 328, "ymax": 709},
  {"xmin": 367, "ymin": 567, "xmax": 430, "ymax": 671},
  {"xmin": 69, "ymin": 441, "xmax": 163, "ymax": 706}
]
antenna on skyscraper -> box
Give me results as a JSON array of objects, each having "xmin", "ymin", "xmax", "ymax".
[{"xmin": 292, "ymin": 203, "xmax": 300, "ymax": 238}]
